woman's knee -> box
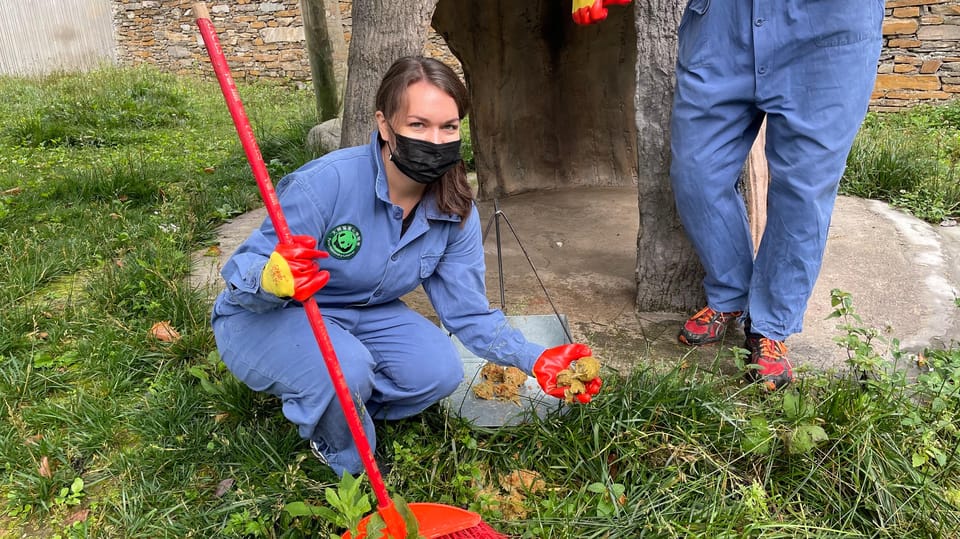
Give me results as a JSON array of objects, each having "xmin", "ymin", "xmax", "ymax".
[
  {"xmin": 422, "ymin": 326, "xmax": 464, "ymax": 380},
  {"xmin": 431, "ymin": 352, "xmax": 465, "ymax": 398},
  {"xmin": 398, "ymin": 331, "xmax": 463, "ymax": 399}
]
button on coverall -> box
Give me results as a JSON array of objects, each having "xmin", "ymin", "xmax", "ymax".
[
  {"xmin": 211, "ymin": 132, "xmax": 545, "ymax": 476},
  {"xmin": 670, "ymin": 0, "xmax": 884, "ymax": 341}
]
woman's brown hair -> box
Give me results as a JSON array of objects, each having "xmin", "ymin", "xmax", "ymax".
[{"xmin": 375, "ymin": 56, "xmax": 474, "ymax": 224}]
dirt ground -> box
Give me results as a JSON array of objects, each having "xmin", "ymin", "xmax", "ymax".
[{"xmin": 410, "ymin": 187, "xmax": 728, "ymax": 376}]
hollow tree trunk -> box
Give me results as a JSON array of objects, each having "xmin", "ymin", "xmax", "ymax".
[
  {"xmin": 435, "ymin": 0, "xmax": 703, "ymax": 310},
  {"xmin": 339, "ymin": 0, "xmax": 438, "ymax": 148},
  {"xmin": 633, "ymin": 0, "xmax": 704, "ymax": 311},
  {"xmin": 301, "ymin": 0, "xmax": 348, "ymax": 122},
  {"xmin": 742, "ymin": 119, "xmax": 769, "ymax": 254},
  {"xmin": 433, "ymin": 0, "xmax": 637, "ymax": 199}
]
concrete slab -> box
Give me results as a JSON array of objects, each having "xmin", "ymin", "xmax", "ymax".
[{"xmin": 190, "ymin": 189, "xmax": 960, "ymax": 379}]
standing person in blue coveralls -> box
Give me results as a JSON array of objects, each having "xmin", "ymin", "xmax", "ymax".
[
  {"xmin": 211, "ymin": 56, "xmax": 602, "ymax": 477},
  {"xmin": 671, "ymin": 1, "xmax": 884, "ymax": 390}
]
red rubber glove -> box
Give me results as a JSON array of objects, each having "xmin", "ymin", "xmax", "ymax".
[
  {"xmin": 572, "ymin": 0, "xmax": 607, "ymax": 25},
  {"xmin": 533, "ymin": 343, "xmax": 603, "ymax": 403},
  {"xmin": 572, "ymin": 0, "xmax": 631, "ymax": 25},
  {"xmin": 260, "ymin": 235, "xmax": 330, "ymax": 302}
]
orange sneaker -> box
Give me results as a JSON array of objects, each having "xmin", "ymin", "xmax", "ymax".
[
  {"xmin": 744, "ymin": 335, "xmax": 794, "ymax": 391},
  {"xmin": 678, "ymin": 306, "xmax": 742, "ymax": 346}
]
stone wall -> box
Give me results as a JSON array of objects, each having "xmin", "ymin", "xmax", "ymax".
[
  {"xmin": 114, "ymin": 1, "xmax": 959, "ymax": 110},
  {"xmin": 875, "ymin": 0, "xmax": 960, "ymax": 110},
  {"xmin": 113, "ymin": 0, "xmax": 458, "ymax": 86},
  {"xmin": 115, "ymin": 0, "xmax": 311, "ymax": 84}
]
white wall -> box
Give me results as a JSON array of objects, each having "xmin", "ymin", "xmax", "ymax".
[{"xmin": 0, "ymin": 0, "xmax": 116, "ymax": 76}]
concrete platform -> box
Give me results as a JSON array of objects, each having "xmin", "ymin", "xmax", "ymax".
[{"xmin": 191, "ymin": 189, "xmax": 960, "ymax": 380}]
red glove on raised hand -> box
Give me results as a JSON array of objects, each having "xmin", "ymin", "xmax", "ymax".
[
  {"xmin": 260, "ymin": 235, "xmax": 330, "ymax": 302},
  {"xmin": 572, "ymin": 0, "xmax": 632, "ymax": 26},
  {"xmin": 533, "ymin": 343, "xmax": 603, "ymax": 403}
]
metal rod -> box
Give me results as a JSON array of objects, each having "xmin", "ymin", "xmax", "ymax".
[{"xmin": 480, "ymin": 198, "xmax": 573, "ymax": 344}]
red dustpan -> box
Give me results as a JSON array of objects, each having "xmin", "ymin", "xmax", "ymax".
[{"xmin": 193, "ymin": 4, "xmax": 506, "ymax": 537}]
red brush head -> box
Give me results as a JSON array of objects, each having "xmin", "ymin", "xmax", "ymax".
[{"xmin": 436, "ymin": 521, "xmax": 509, "ymax": 539}]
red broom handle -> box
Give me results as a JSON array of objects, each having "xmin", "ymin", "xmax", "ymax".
[{"xmin": 193, "ymin": 3, "xmax": 393, "ymax": 510}]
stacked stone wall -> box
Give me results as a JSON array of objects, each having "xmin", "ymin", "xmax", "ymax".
[
  {"xmin": 875, "ymin": 0, "xmax": 960, "ymax": 110},
  {"xmin": 113, "ymin": 0, "xmax": 458, "ymax": 86},
  {"xmin": 115, "ymin": 0, "xmax": 310, "ymax": 84},
  {"xmin": 114, "ymin": 1, "xmax": 960, "ymax": 110}
]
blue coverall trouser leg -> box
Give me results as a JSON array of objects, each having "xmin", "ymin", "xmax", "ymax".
[
  {"xmin": 212, "ymin": 300, "xmax": 463, "ymax": 476},
  {"xmin": 670, "ymin": 0, "xmax": 884, "ymax": 341}
]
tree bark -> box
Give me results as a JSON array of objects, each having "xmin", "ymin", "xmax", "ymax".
[
  {"xmin": 433, "ymin": 0, "xmax": 637, "ymax": 199},
  {"xmin": 742, "ymin": 119, "xmax": 768, "ymax": 254},
  {"xmin": 301, "ymin": 0, "xmax": 348, "ymax": 122},
  {"xmin": 633, "ymin": 0, "xmax": 704, "ymax": 311},
  {"xmin": 339, "ymin": 0, "xmax": 438, "ymax": 148}
]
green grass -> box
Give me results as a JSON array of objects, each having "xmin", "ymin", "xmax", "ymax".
[
  {"xmin": 1, "ymin": 67, "xmax": 959, "ymax": 538},
  {"xmin": 843, "ymin": 100, "xmax": 960, "ymax": 223}
]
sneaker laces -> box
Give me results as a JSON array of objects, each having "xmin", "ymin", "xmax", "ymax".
[
  {"xmin": 309, "ymin": 439, "xmax": 329, "ymax": 465},
  {"xmin": 692, "ymin": 306, "xmax": 741, "ymax": 324},
  {"xmin": 759, "ymin": 338, "xmax": 787, "ymax": 360},
  {"xmin": 691, "ymin": 306, "xmax": 718, "ymax": 323}
]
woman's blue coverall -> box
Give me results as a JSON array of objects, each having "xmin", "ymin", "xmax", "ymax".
[
  {"xmin": 670, "ymin": 0, "xmax": 884, "ymax": 341},
  {"xmin": 211, "ymin": 132, "xmax": 545, "ymax": 476}
]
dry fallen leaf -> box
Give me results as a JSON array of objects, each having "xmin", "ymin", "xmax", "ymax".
[
  {"xmin": 149, "ymin": 321, "xmax": 181, "ymax": 343},
  {"xmin": 64, "ymin": 509, "xmax": 90, "ymax": 526},
  {"xmin": 39, "ymin": 456, "xmax": 52, "ymax": 478},
  {"xmin": 215, "ymin": 478, "xmax": 235, "ymax": 498},
  {"xmin": 204, "ymin": 245, "xmax": 222, "ymax": 257},
  {"xmin": 2, "ymin": 187, "xmax": 22, "ymax": 196}
]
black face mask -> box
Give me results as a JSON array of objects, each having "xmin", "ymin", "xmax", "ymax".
[{"xmin": 387, "ymin": 130, "xmax": 462, "ymax": 185}]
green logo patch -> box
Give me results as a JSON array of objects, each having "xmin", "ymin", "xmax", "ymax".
[{"xmin": 324, "ymin": 224, "xmax": 361, "ymax": 259}]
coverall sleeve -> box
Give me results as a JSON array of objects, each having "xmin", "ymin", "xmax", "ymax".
[
  {"xmin": 422, "ymin": 207, "xmax": 546, "ymax": 374},
  {"xmin": 218, "ymin": 172, "xmax": 332, "ymax": 313}
]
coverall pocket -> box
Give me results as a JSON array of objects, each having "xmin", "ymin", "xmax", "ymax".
[
  {"xmin": 814, "ymin": 0, "xmax": 884, "ymax": 48},
  {"xmin": 677, "ymin": 0, "xmax": 711, "ymax": 69},
  {"xmin": 686, "ymin": 0, "xmax": 709, "ymax": 15},
  {"xmin": 419, "ymin": 254, "xmax": 441, "ymax": 279}
]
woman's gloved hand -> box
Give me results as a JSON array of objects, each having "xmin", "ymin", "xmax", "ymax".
[
  {"xmin": 533, "ymin": 343, "xmax": 603, "ymax": 403},
  {"xmin": 572, "ymin": 0, "xmax": 631, "ymax": 25},
  {"xmin": 260, "ymin": 235, "xmax": 330, "ymax": 301}
]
